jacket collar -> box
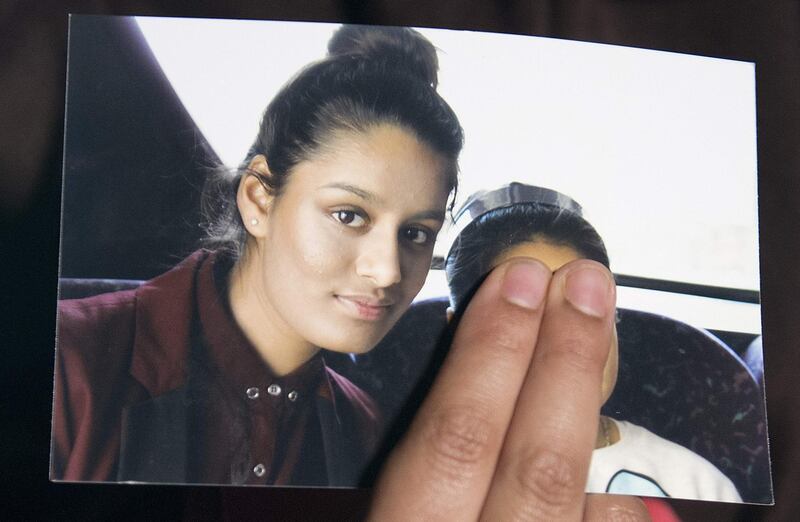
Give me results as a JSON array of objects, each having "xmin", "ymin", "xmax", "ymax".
[{"xmin": 127, "ymin": 249, "xmax": 345, "ymax": 405}]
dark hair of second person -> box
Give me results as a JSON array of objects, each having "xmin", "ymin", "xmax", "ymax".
[{"xmin": 445, "ymin": 202, "xmax": 609, "ymax": 314}]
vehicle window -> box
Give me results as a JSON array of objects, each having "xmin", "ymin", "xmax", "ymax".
[{"xmin": 138, "ymin": 19, "xmax": 760, "ymax": 335}]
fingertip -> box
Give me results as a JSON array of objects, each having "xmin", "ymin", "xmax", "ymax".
[
  {"xmin": 498, "ymin": 258, "xmax": 552, "ymax": 310},
  {"xmin": 556, "ymin": 259, "xmax": 616, "ymax": 319}
]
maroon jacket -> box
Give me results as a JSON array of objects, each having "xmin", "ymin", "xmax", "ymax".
[{"xmin": 51, "ymin": 250, "xmax": 381, "ymax": 486}]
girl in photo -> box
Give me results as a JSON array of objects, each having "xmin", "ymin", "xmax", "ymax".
[{"xmin": 52, "ymin": 24, "xmax": 463, "ymax": 486}]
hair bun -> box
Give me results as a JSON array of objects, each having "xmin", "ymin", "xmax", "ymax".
[{"xmin": 327, "ymin": 25, "xmax": 440, "ymax": 87}]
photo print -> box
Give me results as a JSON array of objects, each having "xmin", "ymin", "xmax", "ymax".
[{"xmin": 52, "ymin": 15, "xmax": 770, "ymax": 504}]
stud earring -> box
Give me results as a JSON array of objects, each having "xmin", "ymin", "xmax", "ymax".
[{"xmin": 250, "ymin": 218, "xmax": 259, "ymax": 226}]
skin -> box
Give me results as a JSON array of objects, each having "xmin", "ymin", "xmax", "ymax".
[
  {"xmin": 228, "ymin": 123, "xmax": 450, "ymax": 376},
  {"xmin": 495, "ymin": 241, "xmax": 621, "ymax": 448},
  {"xmin": 369, "ymin": 258, "xmax": 649, "ymax": 521}
]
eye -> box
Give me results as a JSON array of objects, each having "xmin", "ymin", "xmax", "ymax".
[
  {"xmin": 332, "ymin": 209, "xmax": 367, "ymax": 228},
  {"xmin": 402, "ymin": 226, "xmax": 431, "ymax": 245}
]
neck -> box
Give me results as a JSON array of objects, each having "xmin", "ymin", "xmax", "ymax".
[
  {"xmin": 227, "ymin": 252, "xmax": 320, "ymax": 376},
  {"xmin": 595, "ymin": 416, "xmax": 619, "ymax": 449}
]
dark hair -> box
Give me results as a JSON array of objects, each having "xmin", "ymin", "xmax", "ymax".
[
  {"xmin": 445, "ymin": 203, "xmax": 610, "ymax": 313},
  {"xmin": 202, "ymin": 25, "xmax": 464, "ymax": 257}
]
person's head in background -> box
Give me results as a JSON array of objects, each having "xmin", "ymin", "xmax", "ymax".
[
  {"xmin": 445, "ymin": 183, "xmax": 617, "ymax": 404},
  {"xmin": 202, "ymin": 25, "xmax": 464, "ymax": 373}
]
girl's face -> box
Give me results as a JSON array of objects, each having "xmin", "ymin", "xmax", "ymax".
[
  {"xmin": 493, "ymin": 240, "xmax": 619, "ymax": 404},
  {"xmin": 244, "ymin": 124, "xmax": 450, "ymax": 355}
]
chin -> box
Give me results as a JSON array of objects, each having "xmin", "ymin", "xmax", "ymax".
[
  {"xmin": 324, "ymin": 337, "xmax": 382, "ymax": 356},
  {"xmin": 306, "ymin": 305, "xmax": 403, "ymax": 355},
  {"xmin": 315, "ymin": 327, "xmax": 387, "ymax": 356}
]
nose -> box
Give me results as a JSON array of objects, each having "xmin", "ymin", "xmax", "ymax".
[{"xmin": 355, "ymin": 228, "xmax": 402, "ymax": 288}]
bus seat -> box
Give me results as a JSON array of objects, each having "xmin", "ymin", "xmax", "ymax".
[
  {"xmin": 58, "ymin": 278, "xmax": 144, "ymax": 300},
  {"xmin": 743, "ymin": 335, "xmax": 764, "ymax": 386}
]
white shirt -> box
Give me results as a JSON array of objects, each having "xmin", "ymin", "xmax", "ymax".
[{"xmin": 587, "ymin": 419, "xmax": 742, "ymax": 503}]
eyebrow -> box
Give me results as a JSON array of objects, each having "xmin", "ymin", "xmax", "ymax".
[
  {"xmin": 320, "ymin": 183, "xmax": 378, "ymax": 203},
  {"xmin": 410, "ymin": 209, "xmax": 446, "ymax": 222}
]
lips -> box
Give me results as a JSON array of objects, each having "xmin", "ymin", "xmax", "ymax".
[{"xmin": 335, "ymin": 295, "xmax": 394, "ymax": 321}]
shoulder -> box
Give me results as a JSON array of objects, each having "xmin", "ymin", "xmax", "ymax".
[
  {"xmin": 55, "ymin": 290, "xmax": 145, "ymax": 426},
  {"xmin": 617, "ymin": 422, "xmax": 705, "ymax": 464},
  {"xmin": 57, "ymin": 250, "xmax": 211, "ymax": 386},
  {"xmin": 615, "ymin": 421, "xmax": 709, "ymax": 469},
  {"xmin": 59, "ymin": 289, "xmax": 138, "ymax": 331},
  {"xmin": 612, "ymin": 421, "xmax": 742, "ymax": 502},
  {"xmin": 57, "ymin": 290, "xmax": 139, "ymax": 366}
]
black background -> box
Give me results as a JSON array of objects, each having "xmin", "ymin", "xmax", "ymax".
[{"xmin": 2, "ymin": 2, "xmax": 798, "ymax": 520}]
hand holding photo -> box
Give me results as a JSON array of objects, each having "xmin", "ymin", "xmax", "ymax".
[{"xmin": 444, "ymin": 183, "xmax": 743, "ymax": 502}]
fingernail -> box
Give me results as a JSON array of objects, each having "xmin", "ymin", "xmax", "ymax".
[
  {"xmin": 500, "ymin": 260, "xmax": 550, "ymax": 310},
  {"xmin": 564, "ymin": 265, "xmax": 613, "ymax": 318}
]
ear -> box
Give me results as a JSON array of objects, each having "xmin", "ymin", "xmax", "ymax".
[
  {"xmin": 237, "ymin": 154, "xmax": 274, "ymax": 238},
  {"xmin": 445, "ymin": 306, "xmax": 454, "ymax": 323}
]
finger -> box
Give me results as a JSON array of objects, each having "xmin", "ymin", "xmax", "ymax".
[
  {"xmin": 583, "ymin": 495, "xmax": 651, "ymax": 522},
  {"xmin": 481, "ymin": 259, "xmax": 617, "ymax": 521},
  {"xmin": 368, "ymin": 259, "xmax": 552, "ymax": 521}
]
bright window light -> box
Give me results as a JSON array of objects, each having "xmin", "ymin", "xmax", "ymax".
[{"xmin": 136, "ymin": 18, "xmax": 760, "ymax": 331}]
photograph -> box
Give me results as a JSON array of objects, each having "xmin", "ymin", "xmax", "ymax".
[{"xmin": 51, "ymin": 15, "xmax": 770, "ymax": 504}]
